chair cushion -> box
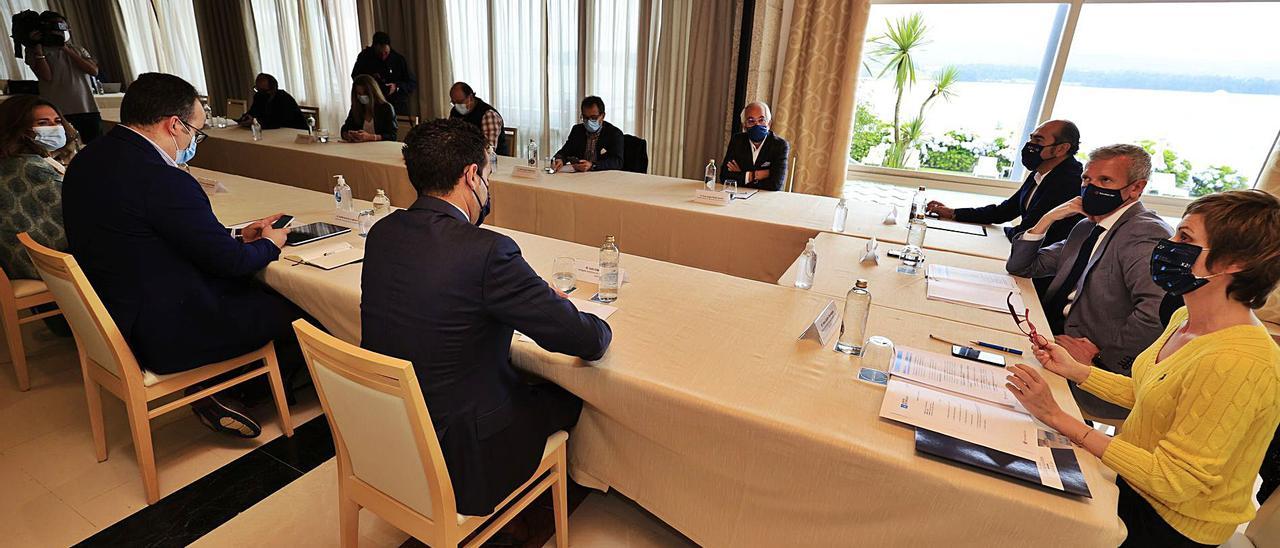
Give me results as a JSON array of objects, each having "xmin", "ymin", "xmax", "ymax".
[{"xmin": 11, "ymin": 278, "xmax": 48, "ymax": 299}]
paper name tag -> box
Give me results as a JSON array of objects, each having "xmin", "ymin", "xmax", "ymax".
[
  {"xmin": 295, "ymin": 134, "xmax": 319, "ymax": 144},
  {"xmin": 334, "ymin": 209, "xmax": 361, "ymax": 224},
  {"xmin": 197, "ymin": 177, "xmax": 228, "ymax": 195},
  {"xmin": 694, "ymin": 189, "xmax": 732, "ymax": 206},
  {"xmin": 575, "ymin": 259, "xmax": 630, "ymax": 284},
  {"xmin": 511, "ymin": 165, "xmax": 540, "ymax": 179},
  {"xmin": 798, "ymin": 300, "xmax": 840, "ymax": 346}
]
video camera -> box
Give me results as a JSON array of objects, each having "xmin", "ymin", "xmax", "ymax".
[{"xmin": 10, "ymin": 10, "xmax": 69, "ymax": 58}]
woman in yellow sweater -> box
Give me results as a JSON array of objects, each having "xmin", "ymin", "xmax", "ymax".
[{"xmin": 1006, "ymin": 189, "xmax": 1280, "ymax": 547}]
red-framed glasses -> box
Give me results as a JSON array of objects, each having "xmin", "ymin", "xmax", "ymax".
[{"xmin": 1006, "ymin": 292, "xmax": 1039, "ymax": 339}]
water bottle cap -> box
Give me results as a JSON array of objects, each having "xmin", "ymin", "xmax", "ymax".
[{"xmin": 855, "ymin": 279, "xmax": 868, "ymax": 288}]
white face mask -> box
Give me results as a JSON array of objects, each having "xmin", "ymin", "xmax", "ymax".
[
  {"xmin": 357, "ymin": 95, "xmax": 371, "ymax": 106},
  {"xmin": 33, "ymin": 125, "xmax": 67, "ymax": 150}
]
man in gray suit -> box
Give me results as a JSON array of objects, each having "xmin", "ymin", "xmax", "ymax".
[{"xmin": 1007, "ymin": 144, "xmax": 1172, "ymax": 420}]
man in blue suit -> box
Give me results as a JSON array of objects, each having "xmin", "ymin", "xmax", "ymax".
[
  {"xmin": 62, "ymin": 73, "xmax": 300, "ymax": 438},
  {"xmin": 361, "ymin": 119, "xmax": 612, "ymax": 517}
]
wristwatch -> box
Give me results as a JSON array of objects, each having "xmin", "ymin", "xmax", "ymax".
[{"xmin": 1091, "ymin": 352, "xmax": 1106, "ymax": 369}]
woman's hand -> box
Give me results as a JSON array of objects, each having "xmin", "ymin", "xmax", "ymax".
[
  {"xmin": 1005, "ymin": 363, "xmax": 1066, "ymax": 426},
  {"xmin": 1031, "ymin": 334, "xmax": 1092, "ymax": 383}
]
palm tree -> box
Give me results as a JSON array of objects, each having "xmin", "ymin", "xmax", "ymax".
[{"xmin": 867, "ymin": 14, "xmax": 960, "ymax": 168}]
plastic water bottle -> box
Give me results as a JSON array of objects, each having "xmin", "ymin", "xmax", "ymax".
[
  {"xmin": 834, "ymin": 279, "xmax": 871, "ymax": 355},
  {"xmin": 901, "ymin": 217, "xmax": 927, "ymax": 267},
  {"xmin": 333, "ymin": 175, "xmax": 354, "ymax": 213},
  {"xmin": 908, "ymin": 185, "xmax": 927, "ymax": 221},
  {"xmin": 202, "ymin": 102, "xmax": 213, "ymax": 128},
  {"xmin": 833, "ymin": 198, "xmax": 848, "ymax": 232},
  {"xmin": 795, "ymin": 238, "xmax": 817, "ymax": 289},
  {"xmin": 527, "ymin": 138, "xmax": 538, "ymax": 167},
  {"xmin": 490, "ymin": 148, "xmax": 499, "ymax": 168},
  {"xmin": 704, "ymin": 159, "xmax": 717, "ymax": 190},
  {"xmin": 598, "ymin": 235, "xmax": 620, "ymax": 303},
  {"xmin": 306, "ymin": 115, "xmax": 316, "ymax": 136},
  {"xmin": 372, "ymin": 189, "xmax": 391, "ymax": 216},
  {"xmin": 250, "ymin": 117, "xmax": 262, "ymax": 141}
]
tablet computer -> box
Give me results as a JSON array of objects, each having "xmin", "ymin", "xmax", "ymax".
[{"xmin": 286, "ymin": 222, "xmax": 351, "ymax": 246}]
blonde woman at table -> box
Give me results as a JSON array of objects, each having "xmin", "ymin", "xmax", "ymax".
[
  {"xmin": 1005, "ymin": 189, "xmax": 1280, "ymax": 547},
  {"xmin": 341, "ymin": 73, "xmax": 397, "ymax": 143}
]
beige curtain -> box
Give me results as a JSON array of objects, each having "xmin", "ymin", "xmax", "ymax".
[
  {"xmin": 194, "ymin": 0, "xmax": 259, "ymax": 112},
  {"xmin": 359, "ymin": 0, "xmax": 453, "ymax": 120},
  {"xmin": 772, "ymin": 0, "xmax": 870, "ymax": 196},
  {"xmin": 48, "ymin": 0, "xmax": 131, "ymax": 84},
  {"xmin": 645, "ymin": 0, "xmax": 736, "ymax": 180}
]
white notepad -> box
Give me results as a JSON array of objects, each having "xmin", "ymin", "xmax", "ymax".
[
  {"xmin": 281, "ymin": 241, "xmax": 363, "ymax": 270},
  {"xmin": 925, "ymin": 264, "xmax": 1023, "ymax": 313}
]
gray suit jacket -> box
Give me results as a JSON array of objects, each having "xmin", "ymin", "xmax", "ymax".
[{"xmin": 1006, "ymin": 202, "xmax": 1172, "ymax": 419}]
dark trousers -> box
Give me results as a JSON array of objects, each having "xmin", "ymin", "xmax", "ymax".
[
  {"xmin": 1117, "ymin": 478, "xmax": 1214, "ymax": 547},
  {"xmin": 66, "ymin": 112, "xmax": 102, "ymax": 144}
]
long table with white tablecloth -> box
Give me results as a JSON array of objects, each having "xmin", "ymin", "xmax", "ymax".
[{"xmin": 194, "ymin": 167, "xmax": 1125, "ymax": 547}]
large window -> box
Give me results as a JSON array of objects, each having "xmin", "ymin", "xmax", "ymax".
[
  {"xmin": 849, "ymin": 0, "xmax": 1280, "ymax": 203},
  {"xmin": 116, "ymin": 0, "xmax": 208, "ymax": 93},
  {"xmin": 249, "ymin": 0, "xmax": 361, "ymax": 132}
]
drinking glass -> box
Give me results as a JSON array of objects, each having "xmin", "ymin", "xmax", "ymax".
[{"xmin": 553, "ymin": 257, "xmax": 576, "ymax": 292}]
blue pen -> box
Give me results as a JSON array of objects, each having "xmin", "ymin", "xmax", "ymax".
[{"xmin": 971, "ymin": 340, "xmax": 1023, "ymax": 356}]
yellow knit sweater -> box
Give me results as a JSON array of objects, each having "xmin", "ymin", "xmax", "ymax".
[{"xmin": 1079, "ymin": 307, "xmax": 1280, "ymax": 544}]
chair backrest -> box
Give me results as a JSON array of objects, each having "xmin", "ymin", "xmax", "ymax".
[
  {"xmin": 622, "ymin": 134, "xmax": 648, "ymax": 174},
  {"xmin": 396, "ymin": 115, "xmax": 419, "ymax": 142},
  {"xmin": 226, "ymin": 98, "xmax": 247, "ymax": 120},
  {"xmin": 1248, "ymin": 486, "xmax": 1280, "ymax": 546},
  {"xmin": 299, "ymin": 105, "xmax": 320, "ymax": 129},
  {"xmin": 499, "ymin": 127, "xmax": 517, "ymax": 156},
  {"xmin": 102, "ymin": 82, "xmax": 122, "ymax": 93},
  {"xmin": 17, "ymin": 233, "xmax": 141, "ymax": 385},
  {"xmin": 292, "ymin": 319, "xmax": 456, "ymax": 522}
]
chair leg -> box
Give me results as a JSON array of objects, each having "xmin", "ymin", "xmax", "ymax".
[
  {"xmin": 84, "ymin": 378, "xmax": 108, "ymax": 462},
  {"xmin": 125, "ymin": 398, "xmax": 160, "ymax": 504},
  {"xmin": 338, "ymin": 489, "xmax": 360, "ymax": 548},
  {"xmin": 552, "ymin": 448, "xmax": 569, "ymax": 548},
  {"xmin": 264, "ymin": 349, "xmax": 294, "ymax": 437},
  {"xmin": 2, "ymin": 310, "xmax": 29, "ymax": 391}
]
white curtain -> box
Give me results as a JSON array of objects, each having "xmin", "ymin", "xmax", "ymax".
[
  {"xmin": 491, "ymin": 0, "xmax": 541, "ymax": 156},
  {"xmin": 115, "ymin": 0, "xmax": 207, "ymax": 92},
  {"xmin": 250, "ymin": 0, "xmax": 360, "ymax": 132},
  {"xmin": 444, "ymin": 0, "xmax": 491, "ymax": 100},
  {"xmin": 0, "ymin": 0, "xmax": 49, "ymax": 80},
  {"xmin": 586, "ymin": 0, "xmax": 642, "ymax": 135},
  {"xmin": 545, "ymin": 0, "xmax": 578, "ymax": 155}
]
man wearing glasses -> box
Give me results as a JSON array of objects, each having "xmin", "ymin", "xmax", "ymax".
[
  {"xmin": 552, "ymin": 96, "xmax": 624, "ymax": 173},
  {"xmin": 720, "ymin": 101, "xmax": 791, "ymax": 191},
  {"xmin": 62, "ymin": 73, "xmax": 303, "ymax": 438}
]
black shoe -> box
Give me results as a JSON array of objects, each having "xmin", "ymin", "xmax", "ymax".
[{"xmin": 190, "ymin": 394, "xmax": 262, "ymax": 438}]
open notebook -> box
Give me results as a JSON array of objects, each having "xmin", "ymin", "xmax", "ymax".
[
  {"xmin": 281, "ymin": 241, "xmax": 364, "ymax": 270},
  {"xmin": 925, "ymin": 264, "xmax": 1024, "ymax": 313},
  {"xmin": 878, "ymin": 347, "xmax": 1090, "ymax": 496}
]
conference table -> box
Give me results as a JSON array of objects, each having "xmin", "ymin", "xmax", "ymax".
[
  {"xmin": 98, "ymin": 108, "xmax": 1013, "ymax": 285},
  {"xmin": 195, "ymin": 167, "xmax": 1125, "ymax": 547},
  {"xmin": 0, "ymin": 92, "xmax": 123, "ymax": 109}
]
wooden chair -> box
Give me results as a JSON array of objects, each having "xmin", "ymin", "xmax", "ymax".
[
  {"xmin": 226, "ymin": 98, "xmax": 248, "ymax": 120},
  {"xmin": 292, "ymin": 319, "xmax": 569, "ymax": 548},
  {"xmin": 1224, "ymin": 488, "xmax": 1280, "ymax": 547},
  {"xmin": 396, "ymin": 114, "xmax": 420, "ymax": 142},
  {"xmin": 299, "ymin": 105, "xmax": 320, "ymax": 129},
  {"xmin": 785, "ymin": 153, "xmax": 797, "ymax": 193},
  {"xmin": 500, "ymin": 127, "xmax": 518, "ymax": 157},
  {"xmin": 1, "ymin": 264, "xmax": 62, "ymax": 391},
  {"xmin": 18, "ymin": 233, "xmax": 294, "ymax": 504}
]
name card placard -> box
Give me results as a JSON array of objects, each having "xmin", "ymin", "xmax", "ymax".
[
  {"xmin": 295, "ymin": 134, "xmax": 319, "ymax": 144},
  {"xmin": 196, "ymin": 177, "xmax": 228, "ymax": 195},
  {"xmin": 334, "ymin": 209, "xmax": 361, "ymax": 225},
  {"xmin": 798, "ymin": 300, "xmax": 840, "ymax": 347},
  {"xmin": 693, "ymin": 189, "xmax": 732, "ymax": 206},
  {"xmin": 512, "ymin": 165, "xmax": 540, "ymax": 179}
]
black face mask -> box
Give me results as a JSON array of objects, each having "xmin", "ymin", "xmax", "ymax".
[
  {"xmin": 469, "ymin": 175, "xmax": 492, "ymax": 226},
  {"xmin": 1020, "ymin": 142, "xmax": 1047, "ymax": 171},
  {"xmin": 1080, "ymin": 182, "xmax": 1131, "ymax": 217},
  {"xmin": 1150, "ymin": 239, "xmax": 1223, "ymax": 296}
]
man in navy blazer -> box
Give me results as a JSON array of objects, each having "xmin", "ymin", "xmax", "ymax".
[
  {"xmin": 361, "ymin": 119, "xmax": 612, "ymax": 517},
  {"xmin": 62, "ymin": 73, "xmax": 300, "ymax": 437},
  {"xmin": 720, "ymin": 101, "xmax": 790, "ymax": 191},
  {"xmin": 927, "ymin": 120, "xmax": 1084, "ymax": 245}
]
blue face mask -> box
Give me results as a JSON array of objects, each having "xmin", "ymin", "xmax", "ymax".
[
  {"xmin": 584, "ymin": 119, "xmax": 601, "ymax": 133},
  {"xmin": 1079, "ymin": 182, "xmax": 1132, "ymax": 216},
  {"xmin": 33, "ymin": 125, "xmax": 67, "ymax": 150},
  {"xmin": 1150, "ymin": 239, "xmax": 1226, "ymax": 296},
  {"xmin": 175, "ymin": 120, "xmax": 199, "ymax": 165},
  {"xmin": 746, "ymin": 125, "xmax": 768, "ymax": 142}
]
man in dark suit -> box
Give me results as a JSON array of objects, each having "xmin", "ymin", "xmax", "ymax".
[
  {"xmin": 1006, "ymin": 144, "xmax": 1172, "ymax": 420},
  {"xmin": 62, "ymin": 73, "xmax": 301, "ymax": 438},
  {"xmin": 350, "ymin": 31, "xmax": 417, "ymax": 116},
  {"xmin": 361, "ymin": 118, "xmax": 612, "ymax": 517},
  {"xmin": 552, "ymin": 96, "xmax": 623, "ymax": 172},
  {"xmin": 720, "ymin": 101, "xmax": 790, "ymax": 191},
  {"xmin": 928, "ymin": 120, "xmax": 1084, "ymax": 245}
]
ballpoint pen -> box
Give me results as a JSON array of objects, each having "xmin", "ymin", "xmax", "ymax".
[
  {"xmin": 970, "ymin": 340, "xmax": 1023, "ymax": 355},
  {"xmin": 928, "ymin": 334, "xmax": 969, "ymax": 347}
]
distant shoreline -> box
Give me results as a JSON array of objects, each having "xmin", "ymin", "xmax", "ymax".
[{"xmin": 860, "ymin": 64, "xmax": 1280, "ymax": 96}]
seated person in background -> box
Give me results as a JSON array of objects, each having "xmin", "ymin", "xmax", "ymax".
[
  {"xmin": 239, "ymin": 73, "xmax": 307, "ymax": 130},
  {"xmin": 340, "ymin": 74, "xmax": 397, "ymax": 143},
  {"xmin": 1006, "ymin": 189, "xmax": 1280, "ymax": 547},
  {"xmin": 0, "ymin": 95, "xmax": 70, "ymax": 280},
  {"xmin": 927, "ymin": 120, "xmax": 1084, "ymax": 244},
  {"xmin": 448, "ymin": 81, "xmax": 504, "ymax": 153},
  {"xmin": 361, "ymin": 119, "xmax": 612, "ymax": 517},
  {"xmin": 62, "ymin": 73, "xmax": 305, "ymax": 438},
  {"xmin": 719, "ymin": 101, "xmax": 790, "ymax": 191},
  {"xmin": 552, "ymin": 96, "xmax": 623, "ymax": 172},
  {"xmin": 1006, "ymin": 144, "xmax": 1172, "ymax": 421}
]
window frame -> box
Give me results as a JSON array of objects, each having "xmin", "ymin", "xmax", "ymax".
[{"xmin": 847, "ymin": 0, "xmax": 1280, "ymax": 218}]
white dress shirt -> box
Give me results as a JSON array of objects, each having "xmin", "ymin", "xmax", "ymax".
[{"xmin": 1021, "ymin": 201, "xmax": 1139, "ymax": 316}]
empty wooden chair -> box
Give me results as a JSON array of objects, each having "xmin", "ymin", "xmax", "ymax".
[
  {"xmin": 226, "ymin": 98, "xmax": 248, "ymax": 120},
  {"xmin": 299, "ymin": 105, "xmax": 321, "ymax": 128},
  {"xmin": 1, "ymin": 264, "xmax": 62, "ymax": 391},
  {"xmin": 18, "ymin": 233, "xmax": 293, "ymax": 504},
  {"xmin": 500, "ymin": 127, "xmax": 518, "ymax": 157},
  {"xmin": 292, "ymin": 319, "xmax": 569, "ymax": 548},
  {"xmin": 396, "ymin": 114, "xmax": 420, "ymax": 142}
]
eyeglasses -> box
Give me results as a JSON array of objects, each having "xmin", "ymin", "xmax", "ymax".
[
  {"xmin": 744, "ymin": 117, "xmax": 768, "ymax": 125},
  {"xmin": 180, "ymin": 119, "xmax": 208, "ymax": 145},
  {"xmin": 1006, "ymin": 291, "xmax": 1039, "ymax": 339}
]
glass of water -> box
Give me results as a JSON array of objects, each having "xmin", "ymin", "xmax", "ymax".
[
  {"xmin": 358, "ymin": 209, "xmax": 375, "ymax": 237},
  {"xmin": 553, "ymin": 257, "xmax": 576, "ymax": 292},
  {"xmin": 723, "ymin": 177, "xmax": 738, "ymax": 196},
  {"xmin": 900, "ymin": 218, "xmax": 927, "ymax": 266}
]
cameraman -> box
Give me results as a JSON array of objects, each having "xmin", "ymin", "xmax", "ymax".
[{"xmin": 22, "ymin": 11, "xmax": 101, "ymax": 143}]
